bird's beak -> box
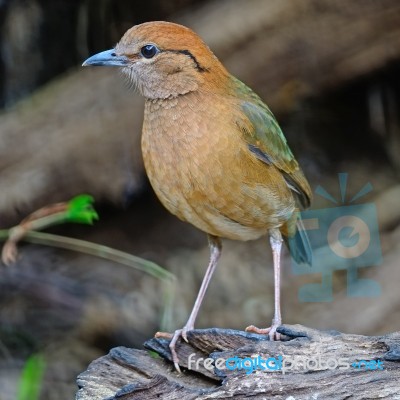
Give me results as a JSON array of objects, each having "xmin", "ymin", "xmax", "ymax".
[{"xmin": 82, "ymin": 49, "xmax": 129, "ymax": 67}]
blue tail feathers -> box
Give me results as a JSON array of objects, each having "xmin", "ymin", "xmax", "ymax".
[{"xmin": 286, "ymin": 218, "xmax": 312, "ymax": 266}]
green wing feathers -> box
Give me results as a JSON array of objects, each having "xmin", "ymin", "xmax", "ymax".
[
  {"xmin": 233, "ymin": 79, "xmax": 313, "ymax": 264},
  {"xmin": 237, "ymin": 91, "xmax": 312, "ymax": 209}
]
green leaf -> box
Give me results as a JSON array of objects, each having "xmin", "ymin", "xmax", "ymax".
[
  {"xmin": 17, "ymin": 353, "xmax": 46, "ymax": 400},
  {"xmin": 147, "ymin": 350, "xmax": 161, "ymax": 359},
  {"xmin": 66, "ymin": 194, "xmax": 99, "ymax": 225}
]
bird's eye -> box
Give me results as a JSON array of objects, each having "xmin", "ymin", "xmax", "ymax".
[{"xmin": 140, "ymin": 44, "xmax": 159, "ymax": 59}]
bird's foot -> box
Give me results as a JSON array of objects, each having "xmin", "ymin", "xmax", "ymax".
[
  {"xmin": 155, "ymin": 326, "xmax": 192, "ymax": 372},
  {"xmin": 245, "ymin": 322, "xmax": 281, "ymax": 341}
]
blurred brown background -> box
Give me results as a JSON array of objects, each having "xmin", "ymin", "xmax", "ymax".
[{"xmin": 0, "ymin": 0, "xmax": 400, "ymax": 399}]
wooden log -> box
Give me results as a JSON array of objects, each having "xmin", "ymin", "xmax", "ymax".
[{"xmin": 76, "ymin": 325, "xmax": 400, "ymax": 399}]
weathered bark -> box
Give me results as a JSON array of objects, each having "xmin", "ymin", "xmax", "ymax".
[
  {"xmin": 76, "ymin": 325, "xmax": 400, "ymax": 399},
  {"xmin": 1, "ymin": 0, "xmax": 400, "ymax": 223}
]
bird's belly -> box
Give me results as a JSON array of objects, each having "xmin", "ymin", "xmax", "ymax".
[{"xmin": 142, "ymin": 132, "xmax": 295, "ymax": 241}]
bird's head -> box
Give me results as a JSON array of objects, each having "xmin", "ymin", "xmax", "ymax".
[{"xmin": 83, "ymin": 21, "xmax": 227, "ymax": 99}]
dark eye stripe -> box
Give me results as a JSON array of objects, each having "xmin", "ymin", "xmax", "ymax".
[{"xmin": 163, "ymin": 49, "xmax": 208, "ymax": 73}]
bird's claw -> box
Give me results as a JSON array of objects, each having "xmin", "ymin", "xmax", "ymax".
[
  {"xmin": 155, "ymin": 326, "xmax": 192, "ymax": 373},
  {"xmin": 245, "ymin": 323, "xmax": 282, "ymax": 341},
  {"xmin": 181, "ymin": 326, "xmax": 189, "ymax": 342},
  {"xmin": 154, "ymin": 331, "xmax": 173, "ymax": 339}
]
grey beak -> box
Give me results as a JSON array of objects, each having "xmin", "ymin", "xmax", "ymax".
[{"xmin": 82, "ymin": 49, "xmax": 129, "ymax": 67}]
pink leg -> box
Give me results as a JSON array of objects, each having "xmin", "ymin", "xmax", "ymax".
[
  {"xmin": 156, "ymin": 235, "xmax": 222, "ymax": 371},
  {"xmin": 246, "ymin": 228, "xmax": 283, "ymax": 340}
]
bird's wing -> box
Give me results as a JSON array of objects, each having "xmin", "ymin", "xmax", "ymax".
[{"xmin": 236, "ymin": 94, "xmax": 311, "ymax": 208}]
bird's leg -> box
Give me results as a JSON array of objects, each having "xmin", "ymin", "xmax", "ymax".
[
  {"xmin": 155, "ymin": 235, "xmax": 222, "ymax": 371},
  {"xmin": 246, "ymin": 228, "xmax": 283, "ymax": 340}
]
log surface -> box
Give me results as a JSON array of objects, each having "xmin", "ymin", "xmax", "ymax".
[{"xmin": 76, "ymin": 325, "xmax": 400, "ymax": 399}]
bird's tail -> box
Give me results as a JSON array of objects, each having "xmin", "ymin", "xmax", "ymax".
[{"xmin": 282, "ymin": 214, "xmax": 312, "ymax": 266}]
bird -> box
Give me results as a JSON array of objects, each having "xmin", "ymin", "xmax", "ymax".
[{"xmin": 83, "ymin": 21, "xmax": 312, "ymax": 371}]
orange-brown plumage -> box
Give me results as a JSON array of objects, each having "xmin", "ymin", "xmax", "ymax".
[
  {"xmin": 143, "ymin": 91, "xmax": 297, "ymax": 241},
  {"xmin": 83, "ymin": 21, "xmax": 312, "ymax": 371}
]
